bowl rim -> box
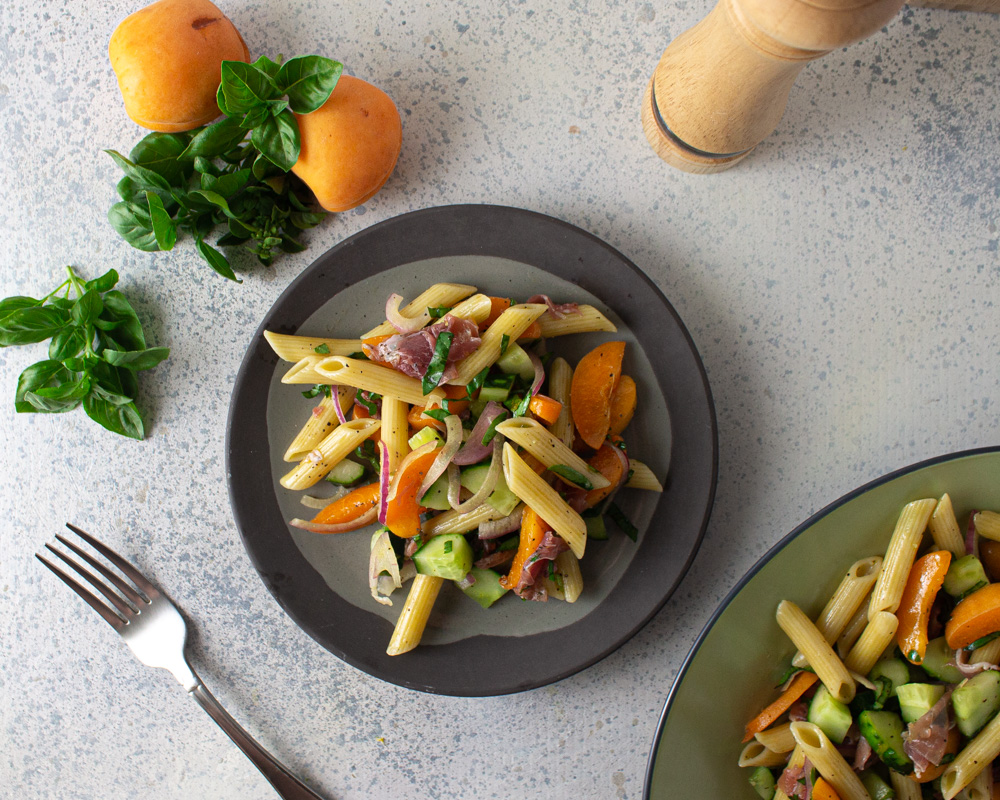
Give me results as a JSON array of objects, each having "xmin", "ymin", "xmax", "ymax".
[{"xmin": 643, "ymin": 444, "xmax": 1000, "ymax": 798}]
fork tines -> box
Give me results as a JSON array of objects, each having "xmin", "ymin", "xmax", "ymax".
[{"xmin": 36, "ymin": 524, "xmax": 155, "ymax": 631}]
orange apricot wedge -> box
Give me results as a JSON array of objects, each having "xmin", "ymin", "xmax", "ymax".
[
  {"xmin": 945, "ymin": 582, "xmax": 1000, "ymax": 650},
  {"xmin": 570, "ymin": 341, "xmax": 625, "ymax": 449}
]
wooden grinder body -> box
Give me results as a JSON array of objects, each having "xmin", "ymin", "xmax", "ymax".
[{"xmin": 643, "ymin": 0, "xmax": 906, "ymax": 172}]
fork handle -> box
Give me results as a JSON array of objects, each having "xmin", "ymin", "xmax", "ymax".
[{"xmin": 190, "ymin": 684, "xmax": 326, "ymax": 800}]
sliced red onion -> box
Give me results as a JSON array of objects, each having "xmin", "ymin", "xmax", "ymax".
[
  {"xmin": 955, "ymin": 646, "xmax": 999, "ymax": 677},
  {"xmin": 378, "ymin": 440, "xmax": 391, "ymax": 524},
  {"xmin": 447, "ymin": 462, "xmax": 462, "ymax": 510},
  {"xmin": 526, "ymin": 294, "xmax": 580, "ymax": 320},
  {"xmin": 454, "ymin": 440, "xmax": 503, "ymax": 514},
  {"xmin": 290, "ymin": 505, "xmax": 378, "ymax": 534},
  {"xmin": 385, "ymin": 293, "xmax": 425, "ymax": 333},
  {"xmin": 479, "ymin": 507, "xmax": 524, "ymax": 539},
  {"xmin": 967, "ymin": 509, "xmax": 980, "ymax": 556},
  {"xmin": 332, "ymin": 386, "xmax": 352, "ymax": 425},
  {"xmin": 527, "ymin": 351, "xmax": 545, "ymax": 397},
  {"xmin": 419, "ymin": 415, "xmax": 464, "ymax": 497},
  {"xmin": 453, "ymin": 401, "xmax": 505, "ymax": 465},
  {"xmin": 457, "ymin": 572, "xmax": 477, "ymax": 590},
  {"xmin": 475, "ymin": 550, "xmax": 515, "ymax": 570},
  {"xmin": 369, "ymin": 528, "xmax": 401, "ymax": 605},
  {"xmin": 300, "ymin": 488, "xmax": 348, "ymax": 509}
]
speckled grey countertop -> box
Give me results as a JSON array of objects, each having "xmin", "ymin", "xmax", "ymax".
[{"xmin": 1, "ymin": 1, "xmax": 998, "ymax": 798}]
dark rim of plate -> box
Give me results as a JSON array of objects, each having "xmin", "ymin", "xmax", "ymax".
[
  {"xmin": 226, "ymin": 203, "xmax": 719, "ymax": 696},
  {"xmin": 642, "ymin": 444, "xmax": 1000, "ymax": 798}
]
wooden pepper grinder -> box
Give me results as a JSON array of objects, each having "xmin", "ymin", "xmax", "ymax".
[{"xmin": 642, "ymin": 0, "xmax": 906, "ymax": 173}]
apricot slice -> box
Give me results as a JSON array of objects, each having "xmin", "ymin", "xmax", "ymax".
[
  {"xmin": 110, "ymin": 0, "xmax": 249, "ymax": 132},
  {"xmin": 608, "ymin": 374, "xmax": 637, "ymax": 436},
  {"xmin": 292, "ymin": 74, "xmax": 402, "ymax": 212},
  {"xmin": 570, "ymin": 341, "xmax": 625, "ymax": 449}
]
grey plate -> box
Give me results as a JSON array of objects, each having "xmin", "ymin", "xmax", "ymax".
[{"xmin": 226, "ymin": 204, "xmax": 717, "ymax": 696}]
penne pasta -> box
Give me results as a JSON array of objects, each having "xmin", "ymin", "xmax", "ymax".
[
  {"xmin": 868, "ymin": 498, "xmax": 937, "ymax": 619},
  {"xmin": 362, "ymin": 283, "xmax": 478, "ymax": 339},
  {"xmin": 889, "ymin": 771, "xmax": 921, "ymax": 800},
  {"xmin": 942, "ymin": 711, "xmax": 1000, "ymax": 799},
  {"xmin": 790, "ymin": 722, "xmax": 869, "ymax": 800},
  {"xmin": 546, "ymin": 357, "xmax": 574, "ymax": 447},
  {"xmin": 930, "ymin": 493, "xmax": 968, "ymax": 557},
  {"xmin": 284, "ymin": 387, "xmax": 355, "ymax": 462},
  {"xmin": 554, "ymin": 551, "xmax": 583, "ymax": 603},
  {"xmin": 625, "ymin": 460, "xmax": 664, "ymax": 491},
  {"xmin": 447, "ymin": 304, "xmax": 547, "ymax": 385},
  {"xmin": 776, "ymin": 600, "xmax": 855, "ymax": 703},
  {"xmin": 976, "ymin": 510, "xmax": 1000, "ymax": 542},
  {"xmin": 279, "ymin": 418, "xmax": 380, "ymax": 490},
  {"xmin": 495, "ymin": 417, "xmax": 609, "ymax": 489},
  {"xmin": 422, "ymin": 503, "xmax": 512, "ymax": 536},
  {"xmin": 447, "ymin": 293, "xmax": 492, "ymax": 324},
  {"xmin": 536, "ymin": 305, "xmax": 617, "ymax": 337},
  {"xmin": 502, "ymin": 443, "xmax": 586, "ymax": 558},
  {"xmin": 964, "ymin": 769, "xmax": 993, "ymax": 800},
  {"xmin": 263, "ymin": 330, "xmax": 363, "ymax": 362},
  {"xmin": 386, "ymin": 574, "xmax": 443, "ymax": 656},
  {"xmin": 738, "ymin": 740, "xmax": 787, "ymax": 768},
  {"xmin": 844, "ymin": 610, "xmax": 898, "ymax": 675},
  {"xmin": 315, "ymin": 355, "xmax": 445, "ymax": 406},
  {"xmin": 836, "ymin": 604, "xmax": 870, "ymax": 658},
  {"xmin": 754, "ymin": 722, "xmax": 796, "ymax": 754},
  {"xmin": 972, "ymin": 636, "xmax": 1000, "ymax": 665},
  {"xmin": 281, "ymin": 355, "xmax": 331, "ymax": 385},
  {"xmin": 379, "ymin": 397, "xmax": 410, "ymax": 476}
]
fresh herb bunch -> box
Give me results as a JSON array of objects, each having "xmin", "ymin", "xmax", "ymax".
[
  {"xmin": 106, "ymin": 54, "xmax": 343, "ymax": 282},
  {"xmin": 0, "ymin": 267, "xmax": 169, "ymax": 439}
]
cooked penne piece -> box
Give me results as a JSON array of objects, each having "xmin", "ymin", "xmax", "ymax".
[
  {"xmin": 930, "ymin": 493, "xmax": 967, "ymax": 557},
  {"xmin": 625, "ymin": 460, "xmax": 664, "ymax": 492},
  {"xmin": 754, "ymin": 722, "xmax": 796, "ymax": 754},
  {"xmin": 380, "ymin": 397, "xmax": 410, "ymax": 475},
  {"xmin": 447, "ymin": 293, "xmax": 492, "ymax": 324},
  {"xmin": 495, "ymin": 417, "xmax": 609, "ymax": 489},
  {"xmin": 942, "ymin": 712, "xmax": 1000, "ymax": 799},
  {"xmin": 790, "ymin": 722, "xmax": 870, "ymax": 800},
  {"xmin": 263, "ymin": 330, "xmax": 363, "ymax": 362},
  {"xmin": 315, "ymin": 355, "xmax": 445, "ymax": 406},
  {"xmin": 282, "ymin": 355, "xmax": 331, "ymax": 385},
  {"xmin": 284, "ymin": 387, "xmax": 355, "ymax": 462},
  {"xmin": 448, "ymin": 304, "xmax": 547, "ymax": 385},
  {"xmin": 776, "ymin": 600, "xmax": 855, "ymax": 703},
  {"xmin": 502, "ymin": 443, "xmax": 586, "ymax": 558},
  {"xmin": 868, "ymin": 498, "xmax": 937, "ymax": 619},
  {"xmin": 889, "ymin": 771, "xmax": 921, "ymax": 800},
  {"xmin": 972, "ymin": 636, "xmax": 1000, "ymax": 665},
  {"xmin": 844, "ymin": 610, "xmax": 898, "ymax": 675},
  {"xmin": 554, "ymin": 550, "xmax": 583, "ymax": 603},
  {"xmin": 422, "ymin": 503, "xmax": 512, "ymax": 536},
  {"xmin": 975, "ymin": 510, "xmax": 1000, "ymax": 541},
  {"xmin": 738, "ymin": 741, "xmax": 787, "ymax": 768},
  {"xmin": 964, "ymin": 769, "xmax": 992, "ymax": 800},
  {"xmin": 386, "ymin": 574, "xmax": 444, "ymax": 656},
  {"xmin": 791, "ymin": 556, "xmax": 881, "ymax": 668},
  {"xmin": 362, "ymin": 283, "xmax": 478, "ymax": 339},
  {"xmin": 279, "ymin": 418, "xmax": 380, "ymax": 490},
  {"xmin": 836, "ymin": 604, "xmax": 870, "ymax": 657},
  {"xmin": 536, "ymin": 305, "xmax": 617, "ymax": 337},
  {"xmin": 546, "ymin": 357, "xmax": 574, "ymax": 447}
]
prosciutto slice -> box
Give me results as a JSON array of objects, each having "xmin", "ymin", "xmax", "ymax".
[
  {"xmin": 526, "ymin": 294, "xmax": 580, "ymax": 319},
  {"xmin": 367, "ymin": 314, "xmax": 481, "ymax": 385},
  {"xmin": 513, "ymin": 530, "xmax": 569, "ymax": 601},
  {"xmin": 904, "ymin": 688, "xmax": 954, "ymax": 776}
]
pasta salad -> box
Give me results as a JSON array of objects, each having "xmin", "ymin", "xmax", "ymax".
[{"xmin": 263, "ymin": 282, "xmax": 663, "ymax": 655}]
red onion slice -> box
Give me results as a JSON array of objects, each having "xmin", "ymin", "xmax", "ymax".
[
  {"xmin": 454, "ymin": 440, "xmax": 503, "ymax": 514},
  {"xmin": 453, "ymin": 401, "xmax": 505, "ymax": 465},
  {"xmin": 967, "ymin": 509, "xmax": 979, "ymax": 556},
  {"xmin": 333, "ymin": 386, "xmax": 353, "ymax": 425},
  {"xmin": 447, "ymin": 462, "xmax": 462, "ymax": 510},
  {"xmin": 479, "ymin": 507, "xmax": 524, "ymax": 539},
  {"xmin": 369, "ymin": 528, "xmax": 401, "ymax": 605},
  {"xmin": 527, "ymin": 351, "xmax": 545, "ymax": 397},
  {"xmin": 457, "ymin": 572, "xmax": 477, "ymax": 590},
  {"xmin": 290, "ymin": 505, "xmax": 378, "ymax": 533},
  {"xmin": 385, "ymin": 293, "xmax": 426, "ymax": 333},
  {"xmin": 955, "ymin": 646, "xmax": 999, "ymax": 677},
  {"xmin": 526, "ymin": 294, "xmax": 580, "ymax": 320},
  {"xmin": 419, "ymin": 415, "xmax": 464, "ymax": 497},
  {"xmin": 378, "ymin": 440, "xmax": 391, "ymax": 524}
]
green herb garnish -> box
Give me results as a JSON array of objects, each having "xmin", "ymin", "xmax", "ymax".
[
  {"xmin": 300, "ymin": 384, "xmax": 331, "ymax": 399},
  {"xmin": 423, "ymin": 407, "xmax": 451, "ymax": 422},
  {"xmin": 607, "ymin": 502, "xmax": 638, "ymax": 542},
  {"xmin": 354, "ymin": 439, "xmax": 380, "ymax": 472},
  {"xmin": 549, "ymin": 464, "xmax": 593, "ymax": 490},
  {"xmin": 422, "ymin": 331, "xmax": 453, "ymax": 395},
  {"xmin": 0, "ymin": 266, "xmax": 168, "ymax": 439},
  {"xmin": 443, "ymin": 540, "xmax": 453, "ymax": 554},
  {"xmin": 427, "ymin": 306, "xmax": 451, "ymax": 319},
  {"xmin": 499, "ymin": 334, "xmax": 510, "ymax": 356},
  {"xmin": 355, "ymin": 392, "xmax": 381, "ymax": 416},
  {"xmin": 466, "ymin": 365, "xmax": 490, "ymax": 398},
  {"xmin": 481, "ymin": 410, "xmax": 508, "ymax": 445},
  {"xmin": 313, "ymin": 343, "xmax": 330, "ymax": 354}
]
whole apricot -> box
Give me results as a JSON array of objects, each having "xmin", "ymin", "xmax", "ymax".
[
  {"xmin": 291, "ymin": 75, "xmax": 402, "ymax": 212},
  {"xmin": 109, "ymin": 0, "xmax": 249, "ymax": 132}
]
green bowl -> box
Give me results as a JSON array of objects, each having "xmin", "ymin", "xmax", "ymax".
[{"xmin": 644, "ymin": 446, "xmax": 1000, "ymax": 799}]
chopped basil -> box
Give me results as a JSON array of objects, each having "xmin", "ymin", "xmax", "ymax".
[
  {"xmin": 422, "ymin": 331, "xmax": 453, "ymax": 395},
  {"xmin": 354, "ymin": 439, "xmax": 379, "ymax": 472},
  {"xmin": 607, "ymin": 502, "xmax": 638, "ymax": 542},
  {"xmin": 427, "ymin": 306, "xmax": 451, "ymax": 319},
  {"xmin": 301, "ymin": 384, "xmax": 332, "ymax": 399},
  {"xmin": 512, "ymin": 391, "xmax": 532, "ymax": 417},
  {"xmin": 355, "ymin": 391, "xmax": 381, "ymax": 415},
  {"xmin": 466, "ymin": 365, "xmax": 490, "ymax": 398},
  {"xmin": 549, "ymin": 464, "xmax": 593, "ymax": 490},
  {"xmin": 481, "ymin": 410, "xmax": 508, "ymax": 445},
  {"xmin": 443, "ymin": 539, "xmax": 453, "ymax": 554},
  {"xmin": 348, "ymin": 351, "xmax": 369, "ymax": 360},
  {"xmin": 313, "ymin": 342, "xmax": 331, "ymax": 354},
  {"xmin": 965, "ymin": 631, "xmax": 1000, "ymax": 651},
  {"xmin": 423, "ymin": 407, "xmax": 451, "ymax": 422},
  {"xmin": 552, "ymin": 572, "xmax": 564, "ymax": 592},
  {"xmin": 499, "ymin": 333, "xmax": 510, "ymax": 356}
]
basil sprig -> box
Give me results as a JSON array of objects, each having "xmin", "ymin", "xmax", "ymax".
[
  {"xmin": 106, "ymin": 54, "xmax": 341, "ymax": 281},
  {"xmin": 0, "ymin": 267, "xmax": 169, "ymax": 439},
  {"xmin": 422, "ymin": 332, "xmax": 454, "ymax": 395},
  {"xmin": 549, "ymin": 464, "xmax": 593, "ymax": 490}
]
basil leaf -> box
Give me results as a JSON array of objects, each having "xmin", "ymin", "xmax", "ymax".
[
  {"xmin": 252, "ymin": 55, "xmax": 282, "ymax": 79},
  {"xmin": 105, "ymin": 150, "xmax": 172, "ymax": 192},
  {"xmin": 313, "ymin": 343, "xmax": 330, "ymax": 354},
  {"xmin": 89, "ymin": 360, "xmax": 138, "ymax": 401},
  {"xmin": 250, "ymin": 109, "xmax": 301, "ymax": 172},
  {"xmin": 107, "ymin": 201, "xmax": 159, "ymax": 251},
  {"xmin": 25, "ymin": 376, "xmax": 91, "ymax": 413},
  {"xmin": 71, "ymin": 289, "xmax": 103, "ymax": 327},
  {"xmin": 276, "ymin": 55, "xmax": 342, "ymax": 114},
  {"xmin": 607, "ymin": 502, "xmax": 638, "ymax": 542},
  {"xmin": 15, "ymin": 360, "xmax": 73, "ymax": 412},
  {"xmin": 145, "ymin": 191, "xmax": 177, "ymax": 251},
  {"xmin": 116, "ymin": 176, "xmax": 143, "ymax": 202},
  {"xmin": 181, "ymin": 116, "xmax": 247, "ymax": 159},
  {"xmin": 289, "ymin": 210, "xmax": 326, "ymax": 229},
  {"xmin": 422, "ymin": 408, "xmax": 450, "ymax": 422},
  {"xmin": 195, "ymin": 238, "xmax": 241, "ymax": 282},
  {"xmin": 102, "ymin": 346, "xmax": 170, "ymax": 371},
  {"xmin": 512, "ymin": 390, "xmax": 532, "ymax": 417},
  {"xmin": 83, "ymin": 392, "xmax": 144, "ymax": 440},
  {"xmin": 427, "ymin": 306, "xmax": 450, "ymax": 319},
  {"xmin": 201, "ymin": 168, "xmax": 251, "ymax": 199},
  {"xmin": 466, "ymin": 365, "xmax": 489, "ymax": 398},
  {"xmin": 549, "ymin": 464, "xmax": 593, "ymax": 490},
  {"xmin": 499, "ymin": 333, "xmax": 510, "ymax": 356},
  {"xmin": 481, "ymin": 410, "xmax": 507, "ymax": 445},
  {"xmin": 0, "ymin": 296, "xmax": 40, "ymax": 323},
  {"xmin": 236, "ymin": 103, "xmax": 272, "ymax": 130},
  {"xmin": 268, "ymin": 98, "xmax": 289, "ymax": 116},
  {"xmin": 422, "ymin": 331, "xmax": 453, "ymax": 395},
  {"xmin": 220, "ymin": 60, "xmax": 280, "ymax": 113},
  {"xmin": 84, "ymin": 269, "xmax": 119, "ymax": 293},
  {"xmin": 252, "ymin": 152, "xmax": 280, "ymax": 180},
  {"xmin": 279, "ymin": 233, "xmax": 306, "ymax": 254},
  {"xmin": 49, "ymin": 325, "xmax": 87, "ymax": 361},
  {"xmin": 355, "ymin": 391, "xmax": 381, "ymax": 416},
  {"xmin": 0, "ymin": 306, "xmax": 71, "ymax": 346},
  {"xmin": 129, "ymin": 132, "xmax": 191, "ymax": 184},
  {"xmin": 100, "ymin": 291, "xmax": 146, "ymax": 350},
  {"xmin": 189, "ymin": 189, "xmax": 236, "ymax": 219}
]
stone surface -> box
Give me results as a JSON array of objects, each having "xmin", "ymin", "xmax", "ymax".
[{"xmin": 1, "ymin": 1, "xmax": 998, "ymax": 798}]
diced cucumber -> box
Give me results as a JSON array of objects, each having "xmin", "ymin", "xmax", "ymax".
[
  {"xmin": 469, "ymin": 397, "xmax": 488, "ymax": 417},
  {"xmin": 585, "ymin": 514, "xmax": 608, "ymax": 540},
  {"xmin": 419, "ymin": 473, "xmax": 452, "ymax": 511},
  {"xmin": 408, "ymin": 427, "xmax": 442, "ymax": 450},
  {"xmin": 459, "ymin": 567, "xmax": 509, "ymax": 608},
  {"xmin": 860, "ymin": 770, "xmax": 895, "ymax": 800},
  {"xmin": 944, "ymin": 555, "xmax": 989, "ymax": 600},
  {"xmin": 869, "ymin": 657, "xmax": 912, "ymax": 698},
  {"xmin": 921, "ymin": 637, "xmax": 965, "ymax": 684},
  {"xmin": 952, "ymin": 670, "xmax": 1000, "ymax": 737},
  {"xmin": 896, "ymin": 683, "xmax": 945, "ymax": 724},
  {"xmin": 461, "ymin": 464, "xmax": 520, "ymax": 516},
  {"xmin": 858, "ymin": 710, "xmax": 913, "ymax": 774},
  {"xmin": 479, "ymin": 375, "xmax": 515, "ymax": 403},
  {"xmin": 808, "ymin": 685, "xmax": 853, "ymax": 744},
  {"xmin": 324, "ymin": 459, "xmax": 366, "ymax": 485},
  {"xmin": 748, "ymin": 766, "xmax": 776, "ymax": 800},
  {"xmin": 496, "ymin": 343, "xmax": 536, "ymax": 381},
  {"xmin": 411, "ymin": 534, "xmax": 474, "ymax": 581}
]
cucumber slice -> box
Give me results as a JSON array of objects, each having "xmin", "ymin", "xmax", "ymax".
[
  {"xmin": 496, "ymin": 343, "xmax": 536, "ymax": 381},
  {"xmin": 921, "ymin": 637, "xmax": 965, "ymax": 684},
  {"xmin": 944, "ymin": 554, "xmax": 989, "ymax": 600},
  {"xmin": 858, "ymin": 710, "xmax": 913, "ymax": 774},
  {"xmin": 808, "ymin": 685, "xmax": 853, "ymax": 744},
  {"xmin": 748, "ymin": 766, "xmax": 776, "ymax": 800},
  {"xmin": 408, "ymin": 427, "xmax": 442, "ymax": 450},
  {"xmin": 324, "ymin": 459, "xmax": 366, "ymax": 485},
  {"xmin": 896, "ymin": 683, "xmax": 945, "ymax": 724},
  {"xmin": 479, "ymin": 375, "xmax": 514, "ymax": 403},
  {"xmin": 459, "ymin": 566, "xmax": 509, "ymax": 608},
  {"xmin": 860, "ymin": 771, "xmax": 895, "ymax": 800},
  {"xmin": 952, "ymin": 670, "xmax": 1000, "ymax": 737},
  {"xmin": 419, "ymin": 473, "xmax": 452, "ymax": 511},
  {"xmin": 584, "ymin": 514, "xmax": 608, "ymax": 540},
  {"xmin": 411, "ymin": 533, "xmax": 474, "ymax": 581},
  {"xmin": 869, "ymin": 657, "xmax": 911, "ymax": 698},
  {"xmin": 461, "ymin": 464, "xmax": 519, "ymax": 516}
]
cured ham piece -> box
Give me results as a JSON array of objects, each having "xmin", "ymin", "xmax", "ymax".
[
  {"xmin": 368, "ymin": 315, "xmax": 481, "ymax": 385},
  {"xmin": 513, "ymin": 530, "xmax": 569, "ymax": 601},
  {"xmin": 904, "ymin": 688, "xmax": 954, "ymax": 776},
  {"xmin": 526, "ymin": 294, "xmax": 580, "ymax": 319}
]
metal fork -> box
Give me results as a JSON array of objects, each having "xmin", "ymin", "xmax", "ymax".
[{"xmin": 36, "ymin": 523, "xmax": 327, "ymax": 800}]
